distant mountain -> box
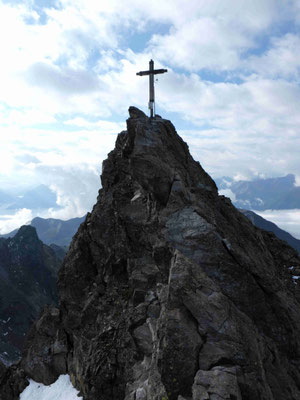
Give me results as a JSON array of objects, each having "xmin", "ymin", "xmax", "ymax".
[
  {"xmin": 216, "ymin": 174, "xmax": 300, "ymax": 210},
  {"xmin": 2, "ymin": 215, "xmax": 86, "ymax": 247},
  {"xmin": 240, "ymin": 209, "xmax": 300, "ymax": 255},
  {"xmin": 31, "ymin": 216, "xmax": 85, "ymax": 246},
  {"xmin": 6, "ymin": 185, "xmax": 60, "ymax": 211},
  {"xmin": 0, "ymin": 225, "xmax": 61, "ymax": 364}
]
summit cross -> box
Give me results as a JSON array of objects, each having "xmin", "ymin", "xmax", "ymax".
[{"xmin": 136, "ymin": 59, "xmax": 168, "ymax": 118}]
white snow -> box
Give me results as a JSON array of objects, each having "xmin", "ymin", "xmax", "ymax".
[{"xmin": 19, "ymin": 374, "xmax": 83, "ymax": 400}]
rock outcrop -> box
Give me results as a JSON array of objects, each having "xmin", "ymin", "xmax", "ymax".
[{"xmin": 2, "ymin": 107, "xmax": 300, "ymax": 400}]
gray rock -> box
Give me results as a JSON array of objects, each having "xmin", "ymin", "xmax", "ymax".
[
  {"xmin": 128, "ymin": 106, "xmax": 148, "ymax": 120},
  {"xmin": 192, "ymin": 367, "xmax": 242, "ymax": 400},
  {"xmin": 20, "ymin": 306, "xmax": 68, "ymax": 385}
]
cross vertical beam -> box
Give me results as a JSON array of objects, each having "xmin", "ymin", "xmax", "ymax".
[
  {"xmin": 149, "ymin": 59, "xmax": 154, "ymax": 117},
  {"xmin": 136, "ymin": 60, "xmax": 168, "ymax": 118}
]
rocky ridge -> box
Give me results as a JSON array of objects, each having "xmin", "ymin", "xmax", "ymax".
[{"xmin": 1, "ymin": 107, "xmax": 300, "ymax": 399}]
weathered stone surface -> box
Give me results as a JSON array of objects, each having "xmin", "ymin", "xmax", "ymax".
[
  {"xmin": 192, "ymin": 366, "xmax": 242, "ymax": 400},
  {"xmin": 0, "ymin": 360, "xmax": 28, "ymax": 400},
  {"xmin": 20, "ymin": 306, "xmax": 68, "ymax": 385},
  {"xmin": 2, "ymin": 107, "xmax": 300, "ymax": 399}
]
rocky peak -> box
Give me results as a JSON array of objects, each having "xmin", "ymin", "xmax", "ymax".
[
  {"xmin": 9, "ymin": 225, "xmax": 40, "ymax": 249},
  {"xmin": 102, "ymin": 105, "xmax": 217, "ymax": 206},
  {"xmin": 13, "ymin": 225, "xmax": 38, "ymax": 240},
  {"xmin": 2, "ymin": 107, "xmax": 300, "ymax": 400}
]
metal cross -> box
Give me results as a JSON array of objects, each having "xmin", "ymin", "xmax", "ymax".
[{"xmin": 136, "ymin": 59, "xmax": 168, "ymax": 118}]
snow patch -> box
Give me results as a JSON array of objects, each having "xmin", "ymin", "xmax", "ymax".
[{"xmin": 19, "ymin": 374, "xmax": 82, "ymax": 400}]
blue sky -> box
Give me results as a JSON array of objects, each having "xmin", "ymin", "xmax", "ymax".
[{"xmin": 0, "ymin": 0, "xmax": 300, "ymax": 229}]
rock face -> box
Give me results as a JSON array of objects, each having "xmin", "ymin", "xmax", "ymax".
[
  {"xmin": 2, "ymin": 107, "xmax": 300, "ymax": 400},
  {"xmin": 0, "ymin": 225, "xmax": 59, "ymax": 364}
]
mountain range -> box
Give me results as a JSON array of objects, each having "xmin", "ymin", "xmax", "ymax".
[
  {"xmin": 216, "ymin": 174, "xmax": 300, "ymax": 210},
  {"xmin": 2, "ymin": 215, "xmax": 85, "ymax": 247}
]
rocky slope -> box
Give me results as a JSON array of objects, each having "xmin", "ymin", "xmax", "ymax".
[
  {"xmin": 0, "ymin": 226, "xmax": 60, "ymax": 364},
  {"xmin": 2, "ymin": 107, "xmax": 300, "ymax": 400}
]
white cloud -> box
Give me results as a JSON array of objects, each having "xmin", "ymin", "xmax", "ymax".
[
  {"xmin": 1, "ymin": 108, "xmax": 55, "ymax": 127},
  {"xmin": 246, "ymin": 34, "xmax": 300, "ymax": 79},
  {"xmin": 0, "ymin": 0, "xmax": 299, "ymax": 222},
  {"xmin": 145, "ymin": 0, "xmax": 287, "ymax": 72},
  {"xmin": 149, "ymin": 17, "xmax": 252, "ymax": 72},
  {"xmin": 39, "ymin": 164, "xmax": 101, "ymax": 219},
  {"xmin": 295, "ymin": 176, "xmax": 300, "ymax": 187},
  {"xmin": 26, "ymin": 62, "xmax": 104, "ymax": 94},
  {"xmin": 64, "ymin": 117, "xmax": 125, "ymax": 131},
  {"xmin": 0, "ymin": 208, "xmax": 32, "ymax": 235},
  {"xmin": 162, "ymin": 72, "xmax": 300, "ymax": 179}
]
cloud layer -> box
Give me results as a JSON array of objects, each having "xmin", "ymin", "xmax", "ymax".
[{"xmin": 0, "ymin": 0, "xmax": 300, "ymax": 225}]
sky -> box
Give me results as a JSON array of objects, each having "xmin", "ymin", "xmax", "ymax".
[{"xmin": 0, "ymin": 0, "xmax": 300, "ymax": 229}]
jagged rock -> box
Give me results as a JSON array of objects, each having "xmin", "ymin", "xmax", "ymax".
[
  {"xmin": 128, "ymin": 106, "xmax": 148, "ymax": 120},
  {"xmin": 20, "ymin": 306, "xmax": 68, "ymax": 385},
  {"xmin": 0, "ymin": 360, "xmax": 28, "ymax": 400},
  {"xmin": 2, "ymin": 107, "xmax": 300, "ymax": 399},
  {"xmin": 192, "ymin": 366, "xmax": 242, "ymax": 400}
]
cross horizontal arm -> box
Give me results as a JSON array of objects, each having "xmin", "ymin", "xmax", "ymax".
[{"xmin": 136, "ymin": 68, "xmax": 168, "ymax": 76}]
